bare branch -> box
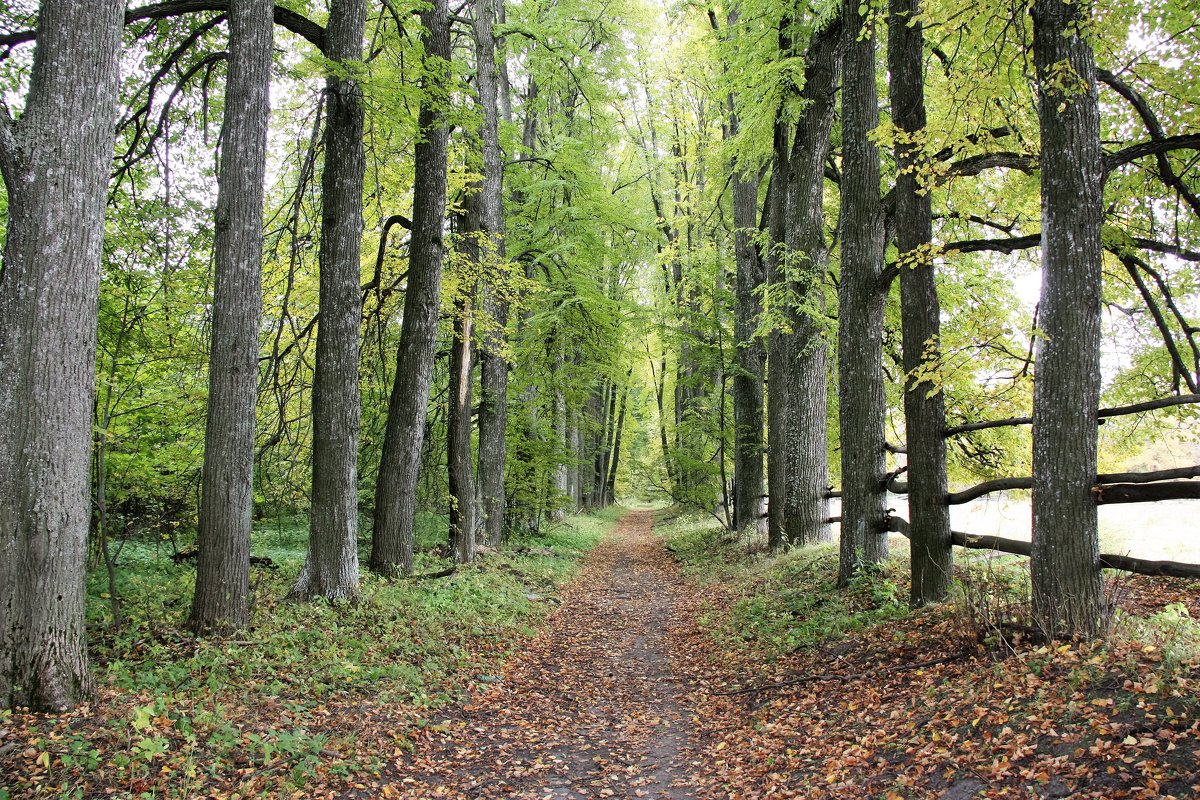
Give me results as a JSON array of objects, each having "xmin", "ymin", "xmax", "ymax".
[{"xmin": 0, "ymin": 1, "xmax": 325, "ymax": 53}]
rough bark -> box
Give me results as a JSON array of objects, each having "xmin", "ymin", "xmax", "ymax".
[
  {"xmin": 837, "ymin": 0, "xmax": 889, "ymax": 584},
  {"xmin": 889, "ymin": 0, "xmax": 952, "ymax": 606},
  {"xmin": 731, "ymin": 164, "xmax": 765, "ymax": 532},
  {"xmin": 1030, "ymin": 0, "xmax": 1106, "ymax": 638},
  {"xmin": 780, "ymin": 20, "xmax": 840, "ymax": 548},
  {"xmin": 0, "ymin": 0, "xmax": 123, "ymax": 711},
  {"xmin": 473, "ymin": 0, "xmax": 509, "ymax": 547},
  {"xmin": 291, "ymin": 0, "xmax": 366, "ymax": 603},
  {"xmin": 189, "ymin": 0, "xmax": 274, "ymax": 634},
  {"xmin": 369, "ymin": 0, "xmax": 451, "ymax": 576}
]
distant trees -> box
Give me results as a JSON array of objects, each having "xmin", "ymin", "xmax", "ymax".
[{"xmin": 0, "ymin": 0, "xmax": 125, "ymax": 711}]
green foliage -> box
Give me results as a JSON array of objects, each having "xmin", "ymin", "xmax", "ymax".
[{"xmin": 3, "ymin": 511, "xmax": 613, "ymax": 798}]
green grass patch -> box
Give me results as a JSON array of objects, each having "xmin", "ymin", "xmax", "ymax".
[
  {"xmin": 658, "ymin": 512, "xmax": 909, "ymax": 660},
  {"xmin": 3, "ymin": 510, "xmax": 613, "ymax": 799}
]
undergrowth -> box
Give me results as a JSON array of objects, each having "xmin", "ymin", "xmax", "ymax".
[
  {"xmin": 0, "ymin": 508, "xmax": 617, "ymax": 799},
  {"xmin": 658, "ymin": 512, "xmax": 908, "ymax": 661}
]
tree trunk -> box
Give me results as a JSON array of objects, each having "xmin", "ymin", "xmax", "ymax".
[
  {"xmin": 551, "ymin": 352, "xmax": 570, "ymax": 520},
  {"xmin": 837, "ymin": 0, "xmax": 889, "ymax": 585},
  {"xmin": 569, "ymin": 413, "xmax": 584, "ymax": 509},
  {"xmin": 292, "ymin": 0, "xmax": 366, "ymax": 603},
  {"xmin": 731, "ymin": 165, "xmax": 765, "ymax": 533},
  {"xmin": 473, "ymin": 0, "xmax": 509, "ymax": 548},
  {"xmin": 448, "ymin": 287, "xmax": 477, "ymax": 564},
  {"xmin": 766, "ymin": 139, "xmax": 790, "ymax": 551},
  {"xmin": 370, "ymin": 0, "xmax": 452, "ymax": 576},
  {"xmin": 889, "ymin": 0, "xmax": 952, "ymax": 606},
  {"xmin": 189, "ymin": 0, "xmax": 274, "ymax": 634},
  {"xmin": 0, "ymin": 0, "xmax": 123, "ymax": 711},
  {"xmin": 781, "ymin": 19, "xmax": 839, "ymax": 548},
  {"xmin": 605, "ymin": 378, "xmax": 631, "ymax": 504},
  {"xmin": 1030, "ymin": 0, "xmax": 1105, "ymax": 638}
]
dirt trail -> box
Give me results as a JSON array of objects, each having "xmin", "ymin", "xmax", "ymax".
[{"xmin": 383, "ymin": 509, "xmax": 705, "ymax": 799}]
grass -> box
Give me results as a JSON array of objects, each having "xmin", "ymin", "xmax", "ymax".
[
  {"xmin": 657, "ymin": 511, "xmax": 909, "ymax": 661},
  {"xmin": 2, "ymin": 508, "xmax": 617, "ymax": 799}
]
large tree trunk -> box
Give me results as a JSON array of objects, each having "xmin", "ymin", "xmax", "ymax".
[
  {"xmin": 766, "ymin": 20, "xmax": 840, "ymax": 551},
  {"xmin": 0, "ymin": 0, "xmax": 123, "ymax": 711},
  {"xmin": 730, "ymin": 165, "xmax": 765, "ymax": 533},
  {"xmin": 781, "ymin": 19, "xmax": 840, "ymax": 548},
  {"xmin": 837, "ymin": 0, "xmax": 888, "ymax": 585},
  {"xmin": 189, "ymin": 0, "xmax": 274, "ymax": 634},
  {"xmin": 889, "ymin": 0, "xmax": 952, "ymax": 606},
  {"xmin": 291, "ymin": 0, "xmax": 366, "ymax": 603},
  {"xmin": 473, "ymin": 0, "xmax": 509, "ymax": 548},
  {"xmin": 1030, "ymin": 0, "xmax": 1105, "ymax": 637},
  {"xmin": 369, "ymin": 0, "xmax": 452, "ymax": 576}
]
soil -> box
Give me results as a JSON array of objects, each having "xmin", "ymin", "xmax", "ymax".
[{"xmin": 379, "ymin": 509, "xmax": 705, "ymax": 799}]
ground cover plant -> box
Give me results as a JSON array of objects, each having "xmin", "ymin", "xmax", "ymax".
[
  {"xmin": 658, "ymin": 511, "xmax": 1200, "ymax": 799},
  {"xmin": 0, "ymin": 508, "xmax": 617, "ymax": 799}
]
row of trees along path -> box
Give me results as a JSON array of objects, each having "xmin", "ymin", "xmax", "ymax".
[{"xmin": 3, "ymin": 0, "xmax": 1199, "ymax": 718}]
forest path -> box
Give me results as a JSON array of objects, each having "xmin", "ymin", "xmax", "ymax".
[{"xmin": 380, "ymin": 509, "xmax": 708, "ymax": 799}]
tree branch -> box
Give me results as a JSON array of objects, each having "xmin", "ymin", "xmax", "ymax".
[
  {"xmin": 1105, "ymin": 134, "xmax": 1200, "ymax": 174},
  {"xmin": 886, "ymin": 516, "xmax": 1200, "ymax": 579},
  {"xmin": 0, "ymin": 1, "xmax": 325, "ymax": 53},
  {"xmin": 945, "ymin": 394, "xmax": 1200, "ymax": 436},
  {"xmin": 1099, "ymin": 68, "xmax": 1200, "ymax": 218},
  {"xmin": 944, "ymin": 234, "xmax": 1040, "ymax": 254}
]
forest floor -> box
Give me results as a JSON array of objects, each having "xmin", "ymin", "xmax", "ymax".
[
  {"xmin": 359, "ymin": 508, "xmax": 1200, "ymax": 800},
  {"xmin": 366, "ymin": 508, "xmax": 707, "ymax": 799},
  {"xmin": 4, "ymin": 509, "xmax": 1198, "ymax": 799}
]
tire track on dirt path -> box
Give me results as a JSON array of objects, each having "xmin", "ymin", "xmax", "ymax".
[{"xmin": 377, "ymin": 509, "xmax": 707, "ymax": 799}]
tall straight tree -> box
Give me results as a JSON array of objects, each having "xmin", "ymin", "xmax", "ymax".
[
  {"xmin": 889, "ymin": 0, "xmax": 952, "ymax": 605},
  {"xmin": 370, "ymin": 0, "xmax": 452, "ymax": 576},
  {"xmin": 189, "ymin": 0, "xmax": 274, "ymax": 633},
  {"xmin": 448, "ymin": 208, "xmax": 479, "ymax": 564},
  {"xmin": 710, "ymin": 7, "xmax": 766, "ymax": 535},
  {"xmin": 290, "ymin": 0, "xmax": 367, "ymax": 602},
  {"xmin": 778, "ymin": 17, "xmax": 840, "ymax": 548},
  {"xmin": 473, "ymin": 0, "xmax": 510, "ymax": 547},
  {"xmin": 1030, "ymin": 0, "xmax": 1105, "ymax": 636},
  {"xmin": 837, "ymin": 0, "xmax": 888, "ymax": 584},
  {"xmin": 730, "ymin": 160, "xmax": 765, "ymax": 533},
  {"xmin": 0, "ymin": 0, "xmax": 124, "ymax": 711}
]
